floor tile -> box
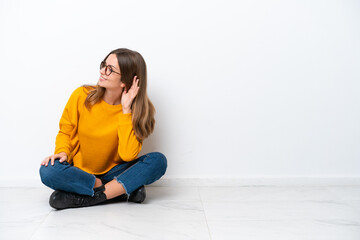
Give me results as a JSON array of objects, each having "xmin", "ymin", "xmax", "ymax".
[
  {"xmin": 1, "ymin": 186, "xmax": 359, "ymax": 240},
  {"xmin": 201, "ymin": 200, "xmax": 360, "ymax": 221},
  {"xmin": 207, "ymin": 219, "xmax": 360, "ymax": 240},
  {"xmin": 0, "ymin": 188, "xmax": 52, "ymax": 240},
  {"xmin": 199, "ymin": 186, "xmax": 341, "ymax": 202},
  {"xmin": 31, "ymin": 208, "xmax": 210, "ymax": 240},
  {"xmin": 146, "ymin": 186, "xmax": 201, "ymax": 201},
  {"xmin": 0, "ymin": 222, "xmax": 45, "ymax": 240},
  {"xmin": 327, "ymin": 186, "xmax": 360, "ymax": 200}
]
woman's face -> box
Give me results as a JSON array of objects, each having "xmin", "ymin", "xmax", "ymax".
[{"xmin": 98, "ymin": 54, "xmax": 125, "ymax": 90}]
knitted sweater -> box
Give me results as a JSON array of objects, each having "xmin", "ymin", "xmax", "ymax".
[{"xmin": 54, "ymin": 86, "xmax": 142, "ymax": 175}]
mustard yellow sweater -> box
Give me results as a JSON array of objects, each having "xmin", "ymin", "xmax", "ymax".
[{"xmin": 54, "ymin": 86, "xmax": 142, "ymax": 175}]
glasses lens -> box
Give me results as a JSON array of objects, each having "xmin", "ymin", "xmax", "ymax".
[
  {"xmin": 105, "ymin": 66, "xmax": 112, "ymax": 76},
  {"xmin": 100, "ymin": 61, "xmax": 105, "ymax": 69}
]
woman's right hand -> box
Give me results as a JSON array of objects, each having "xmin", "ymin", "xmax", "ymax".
[{"xmin": 41, "ymin": 152, "xmax": 68, "ymax": 166}]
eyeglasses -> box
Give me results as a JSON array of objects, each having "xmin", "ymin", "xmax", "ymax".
[{"xmin": 100, "ymin": 61, "xmax": 121, "ymax": 76}]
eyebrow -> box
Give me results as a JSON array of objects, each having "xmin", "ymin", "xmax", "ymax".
[{"xmin": 105, "ymin": 61, "xmax": 118, "ymax": 70}]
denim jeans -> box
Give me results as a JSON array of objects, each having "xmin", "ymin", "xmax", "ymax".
[{"xmin": 39, "ymin": 152, "xmax": 167, "ymax": 197}]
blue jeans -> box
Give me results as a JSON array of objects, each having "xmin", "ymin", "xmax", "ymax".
[{"xmin": 39, "ymin": 152, "xmax": 167, "ymax": 197}]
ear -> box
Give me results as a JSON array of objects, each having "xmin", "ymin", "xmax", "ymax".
[{"xmin": 120, "ymin": 82, "xmax": 126, "ymax": 88}]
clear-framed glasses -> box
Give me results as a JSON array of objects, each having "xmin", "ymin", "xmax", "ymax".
[{"xmin": 100, "ymin": 61, "xmax": 121, "ymax": 76}]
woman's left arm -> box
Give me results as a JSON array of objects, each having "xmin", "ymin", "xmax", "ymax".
[
  {"xmin": 117, "ymin": 113, "xmax": 142, "ymax": 162},
  {"xmin": 118, "ymin": 76, "xmax": 141, "ymax": 161}
]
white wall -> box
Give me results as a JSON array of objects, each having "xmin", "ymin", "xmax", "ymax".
[{"xmin": 0, "ymin": 0, "xmax": 359, "ymax": 186}]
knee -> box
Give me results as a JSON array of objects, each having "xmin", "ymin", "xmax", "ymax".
[
  {"xmin": 39, "ymin": 162, "xmax": 59, "ymax": 187},
  {"xmin": 39, "ymin": 165, "xmax": 51, "ymax": 186},
  {"xmin": 146, "ymin": 152, "xmax": 167, "ymax": 175}
]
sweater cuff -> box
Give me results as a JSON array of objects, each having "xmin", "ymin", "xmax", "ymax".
[{"xmin": 54, "ymin": 148, "xmax": 70, "ymax": 158}]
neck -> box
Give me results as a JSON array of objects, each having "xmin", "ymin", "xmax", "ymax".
[{"xmin": 103, "ymin": 88, "xmax": 123, "ymax": 105}]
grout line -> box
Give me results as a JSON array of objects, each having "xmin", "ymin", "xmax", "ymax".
[
  {"xmin": 29, "ymin": 209, "xmax": 54, "ymax": 240},
  {"xmin": 197, "ymin": 186, "xmax": 213, "ymax": 240}
]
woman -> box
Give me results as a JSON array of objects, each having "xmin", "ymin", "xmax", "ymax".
[{"xmin": 39, "ymin": 48, "xmax": 167, "ymax": 210}]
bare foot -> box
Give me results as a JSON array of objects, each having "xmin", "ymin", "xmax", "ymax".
[{"xmin": 93, "ymin": 178, "xmax": 103, "ymax": 188}]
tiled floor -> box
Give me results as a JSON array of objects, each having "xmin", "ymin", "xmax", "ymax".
[{"xmin": 1, "ymin": 186, "xmax": 360, "ymax": 240}]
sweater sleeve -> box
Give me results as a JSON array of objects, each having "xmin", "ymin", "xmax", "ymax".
[
  {"xmin": 117, "ymin": 113, "xmax": 142, "ymax": 162},
  {"xmin": 54, "ymin": 87, "xmax": 81, "ymax": 161}
]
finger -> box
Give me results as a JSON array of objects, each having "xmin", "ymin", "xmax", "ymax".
[
  {"xmin": 130, "ymin": 79, "xmax": 140, "ymax": 94},
  {"xmin": 134, "ymin": 84, "xmax": 140, "ymax": 96},
  {"xmin": 51, "ymin": 156, "xmax": 55, "ymax": 166},
  {"xmin": 133, "ymin": 76, "xmax": 139, "ymax": 87},
  {"xmin": 128, "ymin": 77, "xmax": 135, "ymax": 90},
  {"xmin": 59, "ymin": 156, "xmax": 66, "ymax": 162},
  {"xmin": 134, "ymin": 80, "xmax": 140, "ymax": 91},
  {"xmin": 45, "ymin": 157, "xmax": 50, "ymax": 166}
]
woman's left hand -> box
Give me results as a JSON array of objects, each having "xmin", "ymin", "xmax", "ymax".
[{"xmin": 121, "ymin": 76, "xmax": 140, "ymax": 114}]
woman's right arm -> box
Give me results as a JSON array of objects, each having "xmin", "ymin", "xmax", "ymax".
[{"xmin": 41, "ymin": 87, "xmax": 82, "ymax": 166}]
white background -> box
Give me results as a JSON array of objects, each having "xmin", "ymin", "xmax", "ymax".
[{"xmin": 0, "ymin": 0, "xmax": 359, "ymax": 186}]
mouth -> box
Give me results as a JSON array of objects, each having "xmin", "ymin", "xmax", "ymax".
[{"xmin": 99, "ymin": 76, "xmax": 107, "ymax": 81}]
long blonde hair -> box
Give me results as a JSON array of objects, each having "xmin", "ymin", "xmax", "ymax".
[{"xmin": 83, "ymin": 48, "xmax": 155, "ymax": 142}]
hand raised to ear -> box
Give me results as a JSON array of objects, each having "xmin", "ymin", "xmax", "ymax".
[{"xmin": 121, "ymin": 76, "xmax": 140, "ymax": 114}]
